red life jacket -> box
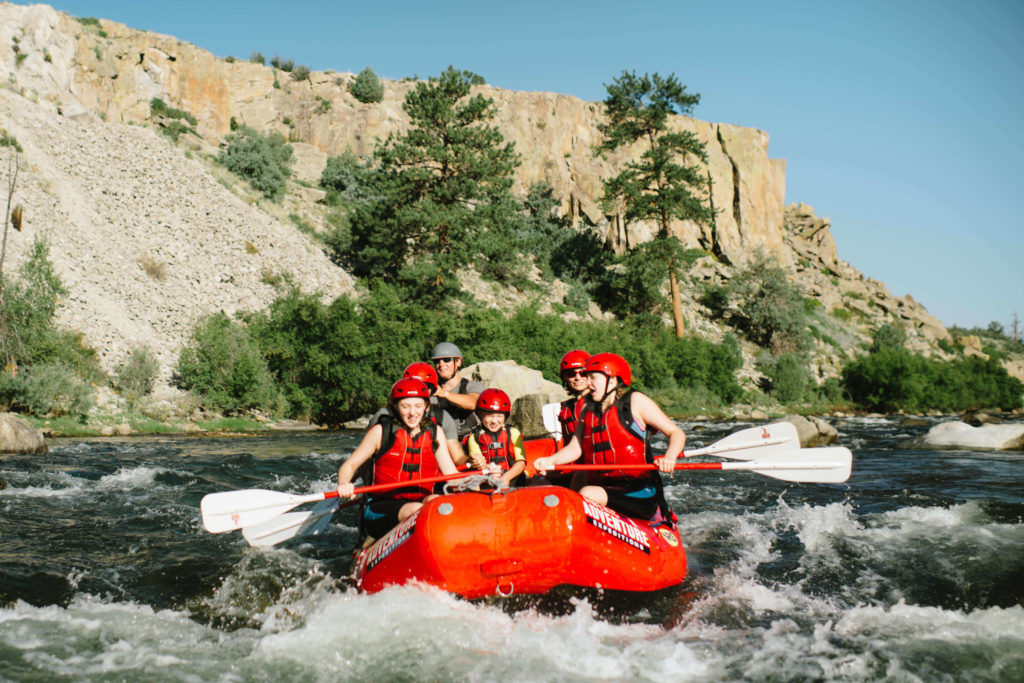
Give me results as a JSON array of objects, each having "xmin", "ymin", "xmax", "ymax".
[
  {"xmin": 580, "ymin": 389, "xmax": 651, "ymax": 480},
  {"xmin": 372, "ymin": 415, "xmax": 440, "ymax": 500},
  {"xmin": 558, "ymin": 395, "xmax": 586, "ymax": 444},
  {"xmin": 462, "ymin": 426, "xmax": 517, "ymax": 471}
]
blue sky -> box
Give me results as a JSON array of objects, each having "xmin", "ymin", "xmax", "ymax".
[{"xmin": 34, "ymin": 1, "xmax": 1024, "ymax": 330}]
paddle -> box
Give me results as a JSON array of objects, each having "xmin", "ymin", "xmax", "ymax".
[
  {"xmin": 242, "ymin": 497, "xmax": 359, "ymax": 547},
  {"xmin": 201, "ymin": 470, "xmax": 482, "ymax": 534},
  {"xmin": 682, "ymin": 421, "xmax": 799, "ymax": 460},
  {"xmin": 546, "ymin": 446, "xmax": 852, "ymax": 484}
]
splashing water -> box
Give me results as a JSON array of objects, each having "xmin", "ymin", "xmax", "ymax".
[{"xmin": 1, "ymin": 420, "xmax": 1022, "ymax": 681}]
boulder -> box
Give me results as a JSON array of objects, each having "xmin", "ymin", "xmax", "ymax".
[
  {"xmin": 463, "ymin": 360, "xmax": 567, "ymax": 439},
  {"xmin": 783, "ymin": 414, "xmax": 839, "ymax": 447},
  {"xmin": 0, "ymin": 413, "xmax": 48, "ymax": 453},
  {"xmin": 962, "ymin": 409, "xmax": 1002, "ymax": 426},
  {"xmin": 907, "ymin": 421, "xmax": 1024, "ymax": 451},
  {"xmin": 510, "ymin": 393, "xmax": 559, "ymax": 440},
  {"xmin": 462, "ymin": 360, "xmax": 567, "ymax": 405}
]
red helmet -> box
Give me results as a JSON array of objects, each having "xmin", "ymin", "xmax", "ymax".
[
  {"xmin": 402, "ymin": 362, "xmax": 438, "ymax": 393},
  {"xmin": 585, "ymin": 352, "xmax": 631, "ymax": 386},
  {"xmin": 475, "ymin": 388, "xmax": 511, "ymax": 414},
  {"xmin": 560, "ymin": 349, "xmax": 590, "ymax": 375},
  {"xmin": 390, "ymin": 378, "xmax": 431, "ymax": 402}
]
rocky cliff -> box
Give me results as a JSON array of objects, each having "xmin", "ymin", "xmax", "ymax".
[{"xmin": 0, "ymin": 3, "xmax": 952, "ymax": 387}]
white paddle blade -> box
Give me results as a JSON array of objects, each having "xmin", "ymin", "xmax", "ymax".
[
  {"xmin": 200, "ymin": 489, "xmax": 325, "ymax": 533},
  {"xmin": 723, "ymin": 446, "xmax": 852, "ymax": 484},
  {"xmin": 688, "ymin": 422, "xmax": 800, "ymax": 460},
  {"xmin": 242, "ymin": 498, "xmax": 339, "ymax": 547},
  {"xmin": 541, "ymin": 402, "xmax": 562, "ymax": 439}
]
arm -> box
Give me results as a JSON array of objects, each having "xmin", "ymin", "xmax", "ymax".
[
  {"xmin": 500, "ymin": 429, "xmax": 527, "ymax": 486},
  {"xmin": 500, "ymin": 460, "xmax": 526, "ymax": 488},
  {"xmin": 533, "ymin": 435, "xmax": 582, "ymax": 473},
  {"xmin": 464, "ymin": 435, "xmax": 488, "ymax": 469},
  {"xmin": 435, "ymin": 377, "xmax": 480, "ymax": 411},
  {"xmin": 434, "ymin": 426, "xmax": 457, "ymax": 475},
  {"xmin": 631, "ymin": 392, "xmax": 686, "ymax": 473},
  {"xmin": 337, "ymin": 424, "xmax": 383, "ymax": 497}
]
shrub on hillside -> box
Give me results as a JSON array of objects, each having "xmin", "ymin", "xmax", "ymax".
[
  {"xmin": 0, "ymin": 236, "xmax": 103, "ymax": 381},
  {"xmin": 249, "ymin": 51, "xmax": 265, "ymax": 65},
  {"xmin": 218, "ymin": 125, "xmax": 294, "ymax": 199},
  {"xmin": 730, "ymin": 253, "xmax": 810, "ymax": 353},
  {"xmin": 291, "ymin": 65, "xmax": 311, "ymax": 81},
  {"xmin": 114, "ymin": 346, "xmax": 160, "ymax": 399},
  {"xmin": 174, "ymin": 312, "xmax": 284, "ymax": 415},
  {"xmin": 270, "ymin": 55, "xmax": 294, "ymax": 72},
  {"xmin": 756, "ymin": 351, "xmax": 809, "ymax": 403},
  {"xmin": 349, "ymin": 66, "xmax": 385, "ymax": 103},
  {"xmin": 0, "ymin": 362, "xmax": 94, "ymax": 417}
]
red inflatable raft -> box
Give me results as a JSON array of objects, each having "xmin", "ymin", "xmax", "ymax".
[{"xmin": 351, "ymin": 484, "xmax": 687, "ymax": 599}]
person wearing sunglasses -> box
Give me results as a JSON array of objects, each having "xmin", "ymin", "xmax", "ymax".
[
  {"xmin": 430, "ymin": 342, "xmax": 483, "ymax": 438},
  {"xmin": 557, "ymin": 349, "xmax": 590, "ymax": 445}
]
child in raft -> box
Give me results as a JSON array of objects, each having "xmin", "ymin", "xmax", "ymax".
[
  {"xmin": 533, "ymin": 352, "xmax": 685, "ymax": 521},
  {"xmin": 337, "ymin": 378, "xmax": 458, "ymax": 539},
  {"xmin": 461, "ymin": 388, "xmax": 527, "ymax": 489}
]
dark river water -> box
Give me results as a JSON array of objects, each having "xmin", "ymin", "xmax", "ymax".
[{"xmin": 1, "ymin": 417, "xmax": 1022, "ymax": 681}]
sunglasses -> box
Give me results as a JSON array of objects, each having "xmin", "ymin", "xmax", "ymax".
[
  {"xmin": 433, "ymin": 357, "xmax": 457, "ymax": 365},
  {"xmin": 562, "ymin": 369, "xmax": 586, "ymax": 378}
]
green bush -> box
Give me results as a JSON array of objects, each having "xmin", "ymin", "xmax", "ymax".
[
  {"xmin": 249, "ymin": 51, "xmax": 265, "ymax": 65},
  {"xmin": 270, "ymin": 56, "xmax": 294, "ymax": 72},
  {"xmin": 0, "ymin": 362, "xmax": 94, "ymax": 417},
  {"xmin": 291, "ymin": 65, "xmax": 311, "ymax": 81},
  {"xmin": 349, "ymin": 66, "xmax": 385, "ymax": 103},
  {"xmin": 730, "ymin": 253, "xmax": 810, "ymax": 353},
  {"xmin": 0, "ymin": 129, "xmax": 22, "ymax": 152},
  {"xmin": 149, "ymin": 98, "xmax": 198, "ymax": 127},
  {"xmin": 320, "ymin": 149, "xmax": 374, "ymax": 199},
  {"xmin": 242, "ymin": 283, "xmax": 745, "ymax": 424},
  {"xmin": 114, "ymin": 346, "xmax": 160, "ymax": 399},
  {"xmin": 0, "ymin": 236, "xmax": 103, "ymax": 381},
  {"xmin": 842, "ymin": 347, "xmax": 1023, "ymax": 413},
  {"xmin": 870, "ymin": 323, "xmax": 907, "ymax": 352},
  {"xmin": 174, "ymin": 312, "xmax": 284, "ymax": 414},
  {"xmin": 218, "ymin": 125, "xmax": 293, "ymax": 199},
  {"xmin": 756, "ymin": 352, "xmax": 809, "ymax": 403}
]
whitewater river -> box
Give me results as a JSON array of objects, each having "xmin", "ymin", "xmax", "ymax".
[{"xmin": 1, "ymin": 417, "xmax": 1022, "ymax": 681}]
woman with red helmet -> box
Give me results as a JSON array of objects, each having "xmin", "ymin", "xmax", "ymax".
[
  {"xmin": 336, "ymin": 378, "xmax": 458, "ymax": 540},
  {"xmin": 557, "ymin": 349, "xmax": 591, "ymax": 444},
  {"xmin": 461, "ymin": 388, "xmax": 526, "ymax": 489},
  {"xmin": 534, "ymin": 352, "xmax": 686, "ymax": 521}
]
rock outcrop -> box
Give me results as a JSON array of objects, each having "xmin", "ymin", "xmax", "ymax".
[
  {"xmin": 0, "ymin": 413, "xmax": 48, "ymax": 453},
  {"xmin": 0, "ymin": 3, "xmax": 955, "ymax": 392},
  {"xmin": 0, "ymin": 3, "xmax": 785, "ymax": 266}
]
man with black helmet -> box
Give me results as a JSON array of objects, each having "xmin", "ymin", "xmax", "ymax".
[{"xmin": 431, "ymin": 342, "xmax": 483, "ymax": 438}]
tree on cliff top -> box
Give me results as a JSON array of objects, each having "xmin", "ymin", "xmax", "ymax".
[
  {"xmin": 349, "ymin": 66, "xmax": 384, "ymax": 104},
  {"xmin": 595, "ymin": 70, "xmax": 714, "ymax": 337},
  {"xmin": 346, "ymin": 66, "xmax": 520, "ymax": 300}
]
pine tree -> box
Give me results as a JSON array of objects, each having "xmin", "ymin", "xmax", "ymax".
[
  {"xmin": 595, "ymin": 70, "xmax": 713, "ymax": 336},
  {"xmin": 348, "ymin": 66, "xmax": 520, "ymax": 299}
]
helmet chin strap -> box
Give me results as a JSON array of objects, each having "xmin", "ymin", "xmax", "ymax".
[{"xmin": 593, "ymin": 375, "xmax": 618, "ymax": 404}]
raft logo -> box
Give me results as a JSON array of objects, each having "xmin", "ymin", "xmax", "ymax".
[
  {"xmin": 361, "ymin": 511, "xmax": 419, "ymax": 572},
  {"xmin": 581, "ymin": 498, "xmax": 651, "ymax": 554}
]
